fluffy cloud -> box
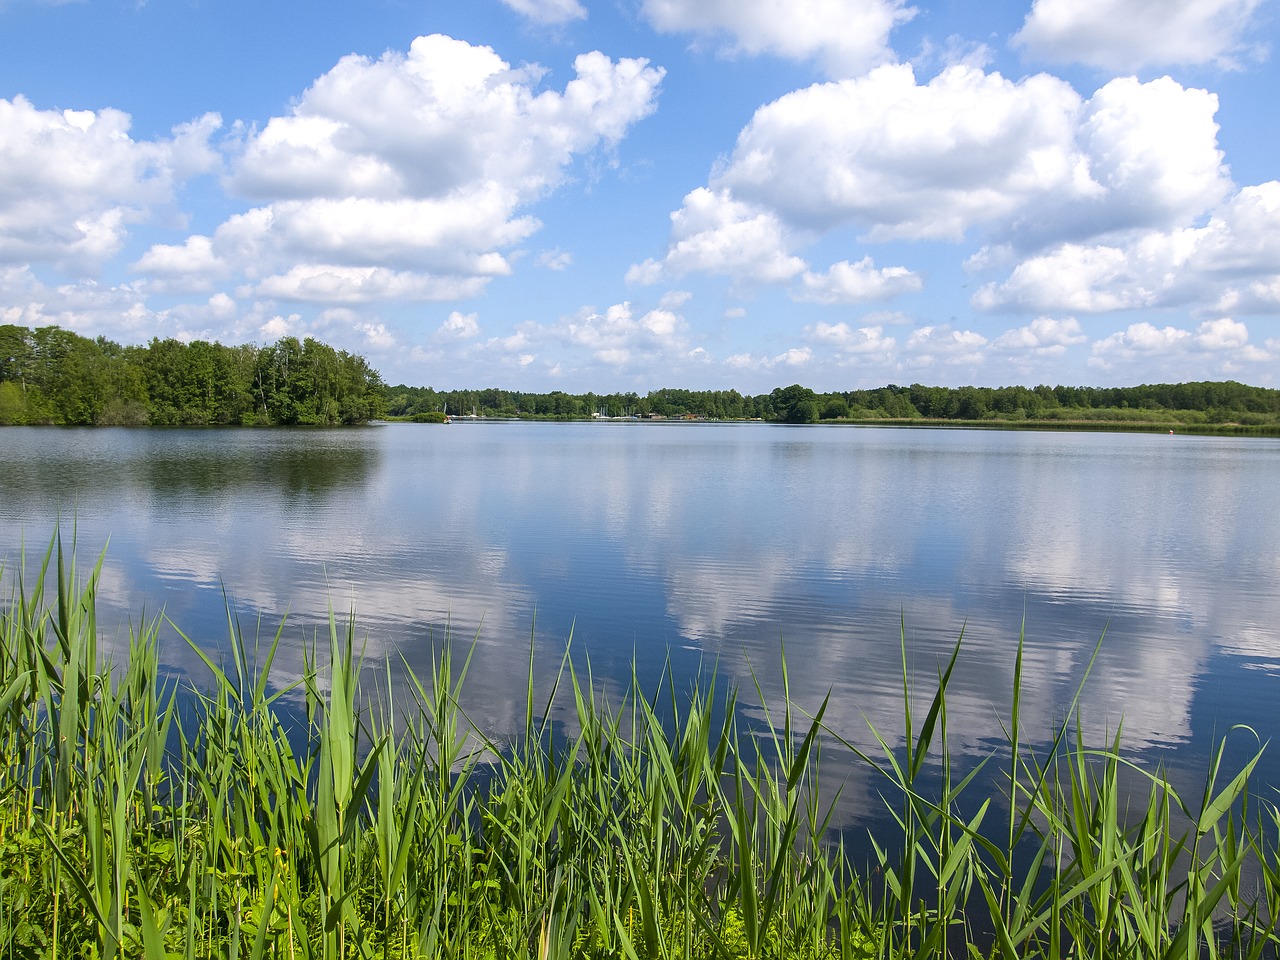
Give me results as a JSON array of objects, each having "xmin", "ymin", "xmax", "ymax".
[
  {"xmin": 556, "ymin": 300, "xmax": 690, "ymax": 366},
  {"xmin": 448, "ymin": 299, "xmax": 703, "ymax": 379},
  {"xmin": 794, "ymin": 257, "xmax": 922, "ymax": 303},
  {"xmin": 639, "ymin": 67, "xmax": 1230, "ymax": 296},
  {"xmin": 251, "ymin": 265, "xmax": 490, "ymax": 304},
  {"xmin": 1014, "ymin": 0, "xmax": 1267, "ymax": 71},
  {"xmin": 257, "ymin": 313, "xmax": 305, "ymax": 341},
  {"xmin": 229, "ymin": 38, "xmax": 660, "ymax": 202},
  {"xmin": 0, "ymin": 97, "xmax": 220, "ymax": 271},
  {"xmin": 436, "ymin": 310, "xmax": 481, "ymax": 340},
  {"xmin": 354, "ymin": 320, "xmax": 396, "ymax": 349},
  {"xmin": 639, "ymin": 0, "xmax": 915, "ymax": 78},
  {"xmin": 627, "ymin": 187, "xmax": 806, "ymax": 284},
  {"xmin": 231, "ymin": 194, "xmax": 535, "ymax": 274},
  {"xmin": 1186, "ymin": 181, "xmax": 1280, "ymax": 275},
  {"xmin": 775, "ymin": 346, "xmax": 812, "ymax": 366},
  {"xmin": 1073, "ymin": 77, "xmax": 1228, "ymax": 235},
  {"xmin": 720, "ymin": 67, "xmax": 1226, "ymax": 242},
  {"xmin": 131, "ymin": 235, "xmax": 230, "ymax": 293},
  {"xmin": 974, "ymin": 244, "xmax": 1145, "ymax": 313},
  {"xmin": 715, "ymin": 64, "xmax": 1089, "ymax": 240},
  {"xmin": 0, "ymin": 264, "xmax": 240, "ymax": 345},
  {"xmin": 905, "ymin": 325, "xmax": 988, "ymax": 365},
  {"xmin": 1088, "ymin": 319, "xmax": 1274, "ymax": 375},
  {"xmin": 975, "ymin": 182, "xmax": 1280, "ymax": 315},
  {"xmin": 806, "ymin": 322, "xmax": 897, "ymax": 355},
  {"xmin": 137, "ymin": 36, "xmax": 663, "ymax": 304},
  {"xmin": 1194, "ymin": 316, "xmax": 1251, "ymax": 349},
  {"xmin": 991, "ymin": 317, "xmax": 1087, "ymax": 356}
]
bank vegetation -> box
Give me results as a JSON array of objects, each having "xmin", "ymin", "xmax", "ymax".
[
  {"xmin": 4, "ymin": 323, "xmax": 1279, "ymax": 434},
  {"xmin": 0, "ymin": 325, "xmax": 385, "ymax": 426},
  {"xmin": 386, "ymin": 381, "xmax": 1280, "ymax": 433}
]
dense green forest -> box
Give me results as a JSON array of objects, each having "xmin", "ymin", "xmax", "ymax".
[
  {"xmin": 0, "ymin": 324, "xmax": 385, "ymax": 425},
  {"xmin": 5, "ymin": 323, "xmax": 1279, "ymax": 430},
  {"xmin": 386, "ymin": 379, "xmax": 1280, "ymax": 429}
]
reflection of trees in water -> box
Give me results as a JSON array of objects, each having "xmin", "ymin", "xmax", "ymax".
[
  {"xmin": 0, "ymin": 430, "xmax": 379, "ymax": 504},
  {"xmin": 6, "ymin": 422, "xmax": 1277, "ymax": 857},
  {"xmin": 135, "ymin": 445, "xmax": 377, "ymax": 499}
]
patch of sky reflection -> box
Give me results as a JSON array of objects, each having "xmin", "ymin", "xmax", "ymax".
[{"xmin": 2, "ymin": 422, "xmax": 1277, "ymax": 834}]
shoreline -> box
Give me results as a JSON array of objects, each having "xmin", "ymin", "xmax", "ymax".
[{"xmin": 378, "ymin": 413, "xmax": 1280, "ymax": 436}]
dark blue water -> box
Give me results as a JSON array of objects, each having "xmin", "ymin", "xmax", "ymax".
[{"xmin": 2, "ymin": 421, "xmax": 1277, "ymax": 827}]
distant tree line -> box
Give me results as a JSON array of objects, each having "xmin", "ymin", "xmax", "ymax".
[
  {"xmin": 384, "ymin": 385, "xmax": 771, "ymax": 420},
  {"xmin": 0, "ymin": 324, "xmax": 385, "ymax": 426},
  {"xmin": 385, "ymin": 380, "xmax": 1280, "ymax": 426},
  {"xmin": 5, "ymin": 322, "xmax": 1275, "ymax": 429}
]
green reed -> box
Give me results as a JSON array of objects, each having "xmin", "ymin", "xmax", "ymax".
[{"xmin": 1, "ymin": 534, "xmax": 1277, "ymax": 958}]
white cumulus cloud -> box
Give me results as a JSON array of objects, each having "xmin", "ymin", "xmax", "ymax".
[
  {"xmin": 640, "ymin": 67, "xmax": 1233, "ymax": 295},
  {"xmin": 1194, "ymin": 316, "xmax": 1250, "ymax": 349},
  {"xmin": 627, "ymin": 187, "xmax": 806, "ymax": 285},
  {"xmin": 1014, "ymin": 0, "xmax": 1267, "ymax": 71},
  {"xmin": 135, "ymin": 35, "xmax": 663, "ymax": 305},
  {"xmin": 351, "ymin": 320, "xmax": 395, "ymax": 349},
  {"xmin": 775, "ymin": 346, "xmax": 813, "ymax": 366},
  {"xmin": 252, "ymin": 265, "xmax": 491, "ymax": 304},
  {"xmin": 975, "ymin": 182, "xmax": 1280, "ymax": 316},
  {"xmin": 1089, "ymin": 322, "xmax": 1195, "ymax": 366},
  {"xmin": 806, "ymin": 322, "xmax": 897, "ymax": 355},
  {"xmin": 557, "ymin": 300, "xmax": 690, "ymax": 366},
  {"xmin": 905, "ymin": 325, "xmax": 989, "ymax": 365},
  {"xmin": 0, "ymin": 264, "xmax": 236, "ymax": 345},
  {"xmin": 132, "ymin": 235, "xmax": 220, "ymax": 288},
  {"xmin": 974, "ymin": 244, "xmax": 1145, "ymax": 313},
  {"xmin": 1087, "ymin": 318, "xmax": 1274, "ymax": 376},
  {"xmin": 437, "ymin": 310, "xmax": 481, "ymax": 340},
  {"xmin": 724, "ymin": 67, "xmax": 1226, "ymax": 243},
  {"xmin": 640, "ymin": 0, "xmax": 916, "ymax": 78},
  {"xmin": 0, "ymin": 97, "xmax": 220, "ymax": 272},
  {"xmin": 458, "ymin": 298, "xmax": 707, "ymax": 380},
  {"xmin": 1073, "ymin": 77, "xmax": 1228, "ymax": 235},
  {"xmin": 992, "ymin": 316, "xmax": 1087, "ymax": 355},
  {"xmin": 716, "ymin": 64, "xmax": 1090, "ymax": 241},
  {"xmin": 795, "ymin": 257, "xmax": 922, "ymax": 303}
]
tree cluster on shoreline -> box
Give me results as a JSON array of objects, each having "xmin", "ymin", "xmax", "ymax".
[
  {"xmin": 0, "ymin": 324, "xmax": 385, "ymax": 426},
  {"xmin": 386, "ymin": 379, "xmax": 1280, "ymax": 428},
  {"xmin": 5, "ymin": 323, "xmax": 1279, "ymax": 430}
]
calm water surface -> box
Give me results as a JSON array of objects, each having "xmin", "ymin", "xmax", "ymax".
[{"xmin": 2, "ymin": 422, "xmax": 1278, "ymax": 826}]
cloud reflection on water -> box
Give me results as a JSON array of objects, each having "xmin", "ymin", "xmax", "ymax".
[{"xmin": 2, "ymin": 423, "xmax": 1278, "ymax": 828}]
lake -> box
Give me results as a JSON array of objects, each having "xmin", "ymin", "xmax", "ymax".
[{"xmin": 2, "ymin": 421, "xmax": 1278, "ymax": 832}]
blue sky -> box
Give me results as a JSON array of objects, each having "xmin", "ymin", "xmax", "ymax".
[{"xmin": 2, "ymin": 0, "xmax": 1278, "ymax": 392}]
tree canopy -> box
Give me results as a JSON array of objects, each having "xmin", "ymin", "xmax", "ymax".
[
  {"xmin": 0, "ymin": 325, "xmax": 385, "ymax": 426},
  {"xmin": 383, "ymin": 378, "xmax": 1280, "ymax": 429},
  {"xmin": 4, "ymin": 322, "xmax": 1277, "ymax": 432}
]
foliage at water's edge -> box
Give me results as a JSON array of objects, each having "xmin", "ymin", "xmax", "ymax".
[
  {"xmin": 384, "ymin": 380, "xmax": 1280, "ymax": 431},
  {"xmin": 5, "ymin": 322, "xmax": 1280, "ymax": 433},
  {"xmin": 0, "ymin": 324, "xmax": 385, "ymax": 426}
]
